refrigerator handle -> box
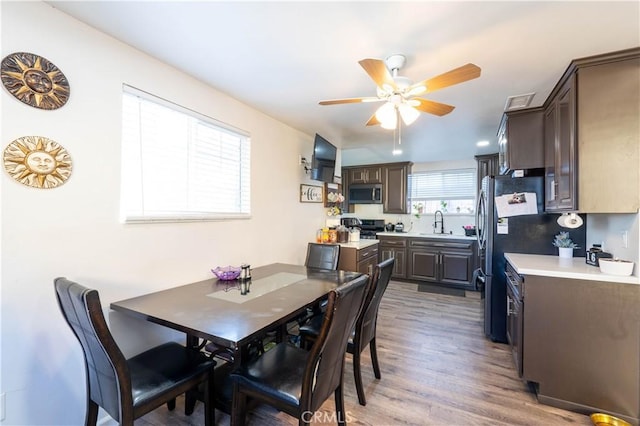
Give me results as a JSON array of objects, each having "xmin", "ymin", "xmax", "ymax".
[{"xmin": 475, "ymin": 190, "xmax": 486, "ymax": 252}]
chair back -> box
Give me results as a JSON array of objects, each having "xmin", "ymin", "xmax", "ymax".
[
  {"xmin": 305, "ymin": 243, "xmax": 340, "ymax": 270},
  {"xmin": 301, "ymin": 274, "xmax": 370, "ymax": 411},
  {"xmin": 54, "ymin": 277, "xmax": 131, "ymax": 423},
  {"xmin": 355, "ymin": 258, "xmax": 395, "ymax": 353}
]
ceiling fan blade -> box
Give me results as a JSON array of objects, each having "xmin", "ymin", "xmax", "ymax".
[
  {"xmin": 358, "ymin": 58, "xmax": 397, "ymax": 91},
  {"xmin": 411, "ymin": 63, "xmax": 481, "ymax": 94},
  {"xmin": 365, "ymin": 113, "xmax": 380, "ymax": 126},
  {"xmin": 319, "ymin": 97, "xmax": 382, "ymax": 105},
  {"xmin": 413, "ymin": 98, "xmax": 456, "ymax": 116}
]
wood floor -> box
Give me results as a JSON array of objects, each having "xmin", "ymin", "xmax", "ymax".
[{"xmin": 109, "ymin": 280, "xmax": 593, "ymax": 425}]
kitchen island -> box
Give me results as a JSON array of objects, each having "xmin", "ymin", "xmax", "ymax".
[
  {"xmin": 335, "ymin": 239, "xmax": 379, "ymax": 274},
  {"xmin": 505, "ymin": 252, "xmax": 640, "ymax": 425}
]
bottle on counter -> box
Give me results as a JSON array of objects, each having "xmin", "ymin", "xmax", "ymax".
[
  {"xmin": 337, "ymin": 225, "xmax": 349, "ymax": 243},
  {"xmin": 321, "ymin": 227, "xmax": 330, "ymax": 243},
  {"xmin": 328, "ymin": 228, "xmax": 338, "ymax": 243}
]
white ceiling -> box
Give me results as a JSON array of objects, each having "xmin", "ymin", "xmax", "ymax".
[{"xmin": 46, "ymin": 1, "xmax": 639, "ymax": 166}]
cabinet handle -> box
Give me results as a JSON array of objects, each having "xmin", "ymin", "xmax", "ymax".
[{"xmin": 507, "ymin": 296, "xmax": 513, "ymax": 315}]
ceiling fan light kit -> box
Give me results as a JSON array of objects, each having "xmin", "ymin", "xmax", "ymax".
[{"xmin": 319, "ymin": 53, "xmax": 481, "ymax": 131}]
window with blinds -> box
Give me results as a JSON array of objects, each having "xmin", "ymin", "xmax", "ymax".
[
  {"xmin": 409, "ymin": 169, "xmax": 476, "ymax": 214},
  {"xmin": 121, "ymin": 85, "xmax": 251, "ymax": 222}
]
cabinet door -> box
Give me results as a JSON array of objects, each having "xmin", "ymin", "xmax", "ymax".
[
  {"xmin": 544, "ymin": 104, "xmax": 557, "ymax": 210},
  {"xmin": 383, "ymin": 164, "xmax": 409, "ymax": 214},
  {"xmin": 506, "ymin": 109, "xmax": 545, "ymax": 170},
  {"xmin": 366, "ymin": 166, "xmax": 383, "ymax": 184},
  {"xmin": 380, "ymin": 246, "xmax": 406, "ymax": 279},
  {"xmin": 357, "ymin": 255, "xmax": 377, "ymax": 275},
  {"xmin": 408, "ymin": 249, "xmax": 438, "ymax": 282},
  {"xmin": 348, "ymin": 168, "xmax": 368, "ymax": 184},
  {"xmin": 555, "ymin": 81, "xmax": 577, "ymax": 211},
  {"xmin": 475, "ymin": 154, "xmax": 499, "ymax": 194},
  {"xmin": 439, "ymin": 250, "xmax": 473, "ymax": 285}
]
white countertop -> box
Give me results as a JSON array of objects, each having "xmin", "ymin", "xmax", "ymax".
[
  {"xmin": 337, "ymin": 239, "xmax": 379, "ymax": 249},
  {"xmin": 505, "ymin": 253, "xmax": 639, "ymax": 285},
  {"xmin": 376, "ymin": 231, "xmax": 476, "ymax": 241}
]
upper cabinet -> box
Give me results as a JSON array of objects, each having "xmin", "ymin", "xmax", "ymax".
[
  {"xmin": 543, "ymin": 48, "xmax": 639, "ymax": 213},
  {"xmin": 497, "ymin": 108, "xmax": 545, "ymax": 175},
  {"xmin": 383, "ymin": 162, "xmax": 412, "ymax": 214},
  {"xmin": 475, "ymin": 153, "xmax": 499, "ymax": 194},
  {"xmin": 544, "ymin": 77, "xmax": 577, "ymax": 212},
  {"xmin": 347, "ymin": 166, "xmax": 382, "ymax": 184},
  {"xmin": 343, "ymin": 162, "xmax": 412, "ymax": 214},
  {"xmin": 577, "ymin": 56, "xmax": 639, "ymax": 213}
]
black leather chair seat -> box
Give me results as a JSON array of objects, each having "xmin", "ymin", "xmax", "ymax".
[
  {"xmin": 231, "ymin": 343, "xmax": 307, "ymax": 408},
  {"xmin": 128, "ymin": 342, "xmax": 214, "ymax": 407}
]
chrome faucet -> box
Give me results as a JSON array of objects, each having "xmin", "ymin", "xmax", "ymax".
[{"xmin": 434, "ymin": 210, "xmax": 444, "ymax": 234}]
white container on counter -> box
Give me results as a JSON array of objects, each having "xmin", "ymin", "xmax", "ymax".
[
  {"xmin": 349, "ymin": 228, "xmax": 360, "ymax": 242},
  {"xmin": 599, "ymin": 259, "xmax": 634, "ymax": 276}
]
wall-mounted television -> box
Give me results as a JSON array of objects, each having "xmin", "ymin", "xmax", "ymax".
[{"xmin": 310, "ymin": 133, "xmax": 337, "ymax": 183}]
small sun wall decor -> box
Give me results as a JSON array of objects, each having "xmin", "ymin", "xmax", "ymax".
[
  {"xmin": 4, "ymin": 136, "xmax": 73, "ymax": 189},
  {"xmin": 1, "ymin": 52, "xmax": 70, "ymax": 110}
]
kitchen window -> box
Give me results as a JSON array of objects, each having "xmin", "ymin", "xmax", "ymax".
[
  {"xmin": 409, "ymin": 169, "xmax": 476, "ymax": 214},
  {"xmin": 121, "ymin": 85, "xmax": 251, "ymax": 222}
]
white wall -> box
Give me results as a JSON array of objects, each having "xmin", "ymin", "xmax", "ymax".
[{"xmin": 0, "ymin": 2, "xmax": 333, "ymax": 424}]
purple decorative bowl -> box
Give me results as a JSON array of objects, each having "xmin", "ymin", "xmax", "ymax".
[{"xmin": 212, "ymin": 266, "xmax": 241, "ymax": 281}]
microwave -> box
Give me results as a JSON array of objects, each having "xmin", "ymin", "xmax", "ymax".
[{"xmin": 348, "ymin": 183, "xmax": 383, "ymax": 204}]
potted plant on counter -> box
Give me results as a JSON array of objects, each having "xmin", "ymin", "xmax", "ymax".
[{"xmin": 553, "ymin": 231, "xmax": 579, "ymax": 258}]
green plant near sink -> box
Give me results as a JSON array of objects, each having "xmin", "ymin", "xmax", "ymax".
[{"xmin": 413, "ymin": 203, "xmax": 423, "ymax": 219}]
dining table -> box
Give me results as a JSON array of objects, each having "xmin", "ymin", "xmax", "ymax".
[{"xmin": 110, "ymin": 262, "xmax": 363, "ymax": 366}]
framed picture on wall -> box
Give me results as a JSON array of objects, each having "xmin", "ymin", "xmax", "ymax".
[{"xmin": 300, "ymin": 184, "xmax": 323, "ymax": 203}]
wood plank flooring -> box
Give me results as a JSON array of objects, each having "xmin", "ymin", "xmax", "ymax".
[{"xmin": 108, "ymin": 281, "xmax": 593, "ymax": 425}]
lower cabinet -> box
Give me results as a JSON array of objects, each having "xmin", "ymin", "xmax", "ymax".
[
  {"xmin": 337, "ymin": 243, "xmax": 379, "ymax": 275},
  {"xmin": 378, "ymin": 237, "xmax": 407, "ymax": 279},
  {"xmin": 378, "ymin": 236, "xmax": 477, "ymax": 289},
  {"xmin": 407, "ymin": 238, "xmax": 476, "ymax": 290},
  {"xmin": 522, "ymin": 274, "xmax": 640, "ymax": 424}
]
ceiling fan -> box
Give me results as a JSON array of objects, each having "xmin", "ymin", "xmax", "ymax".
[{"xmin": 319, "ymin": 54, "xmax": 481, "ymax": 129}]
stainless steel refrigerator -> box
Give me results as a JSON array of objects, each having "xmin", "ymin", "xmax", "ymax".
[{"xmin": 475, "ymin": 175, "xmax": 586, "ymax": 343}]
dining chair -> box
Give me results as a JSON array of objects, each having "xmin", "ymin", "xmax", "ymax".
[
  {"xmin": 299, "ymin": 257, "xmax": 395, "ymax": 406},
  {"xmin": 305, "ymin": 242, "xmax": 340, "ymax": 270},
  {"xmin": 54, "ymin": 277, "xmax": 216, "ymax": 426},
  {"xmin": 229, "ymin": 274, "xmax": 370, "ymax": 426}
]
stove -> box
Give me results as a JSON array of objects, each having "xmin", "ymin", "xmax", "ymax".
[{"xmin": 359, "ymin": 219, "xmax": 385, "ymax": 239}]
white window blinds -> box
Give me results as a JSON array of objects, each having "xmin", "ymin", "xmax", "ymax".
[
  {"xmin": 409, "ymin": 169, "xmax": 475, "ymax": 200},
  {"xmin": 121, "ymin": 85, "xmax": 251, "ymax": 222}
]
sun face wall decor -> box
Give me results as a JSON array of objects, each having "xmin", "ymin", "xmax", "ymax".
[
  {"xmin": 4, "ymin": 136, "xmax": 73, "ymax": 189},
  {"xmin": 1, "ymin": 52, "xmax": 70, "ymax": 110}
]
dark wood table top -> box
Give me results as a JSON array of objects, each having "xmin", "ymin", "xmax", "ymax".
[{"xmin": 110, "ymin": 263, "xmax": 362, "ymax": 354}]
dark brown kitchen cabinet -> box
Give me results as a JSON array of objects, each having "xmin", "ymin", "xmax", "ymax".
[
  {"xmin": 543, "ymin": 47, "xmax": 639, "ymax": 213},
  {"xmin": 378, "ymin": 237, "xmax": 407, "ymax": 279},
  {"xmin": 522, "ymin": 274, "xmax": 640, "ymax": 424},
  {"xmin": 337, "ymin": 243, "xmax": 379, "ymax": 275},
  {"xmin": 343, "ymin": 162, "xmax": 412, "ymax": 214},
  {"xmin": 497, "ymin": 107, "xmax": 544, "ymax": 175},
  {"xmin": 383, "ymin": 162, "xmax": 412, "ymax": 214},
  {"xmin": 347, "ymin": 166, "xmax": 382, "ymax": 184},
  {"xmin": 475, "ymin": 153, "xmax": 499, "ymax": 193},
  {"xmin": 408, "ymin": 239, "xmax": 476, "ymax": 290},
  {"xmin": 577, "ymin": 55, "xmax": 639, "ymax": 212},
  {"xmin": 544, "ymin": 77, "xmax": 577, "ymax": 212}
]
